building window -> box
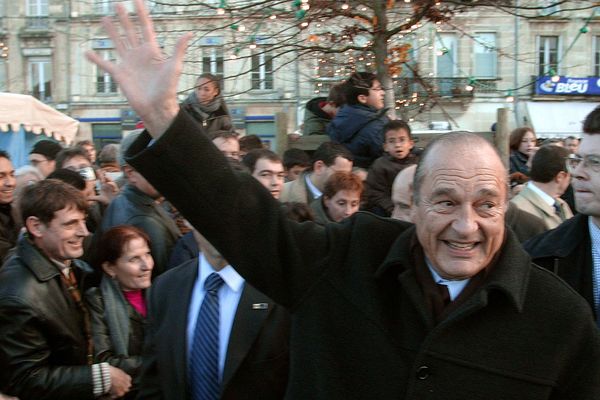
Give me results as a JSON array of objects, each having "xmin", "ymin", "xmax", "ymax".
[
  {"xmin": 96, "ymin": 50, "xmax": 118, "ymax": 94},
  {"xmin": 435, "ymin": 33, "xmax": 457, "ymax": 78},
  {"xmin": 251, "ymin": 48, "xmax": 273, "ymax": 90},
  {"xmin": 28, "ymin": 59, "xmax": 52, "ymax": 101},
  {"xmin": 538, "ymin": 35, "xmax": 559, "ymax": 76},
  {"xmin": 538, "ymin": 0, "xmax": 560, "ymax": 16},
  {"xmin": 26, "ymin": 0, "xmax": 48, "ymax": 16},
  {"xmin": 94, "ymin": 0, "xmax": 112, "ymax": 15},
  {"xmin": 594, "ymin": 36, "xmax": 600, "ymax": 76},
  {"xmin": 473, "ymin": 33, "xmax": 497, "ymax": 78},
  {"xmin": 202, "ymin": 47, "xmax": 224, "ymax": 80}
]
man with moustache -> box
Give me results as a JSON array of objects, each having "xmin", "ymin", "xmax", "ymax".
[
  {"xmin": 88, "ymin": 3, "xmax": 600, "ymax": 397},
  {"xmin": 526, "ymin": 106, "xmax": 600, "ymax": 325},
  {"xmin": 0, "ymin": 180, "xmax": 131, "ymax": 399}
]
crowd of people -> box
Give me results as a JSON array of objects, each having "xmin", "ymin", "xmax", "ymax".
[{"xmin": 0, "ymin": 1, "xmax": 599, "ymax": 398}]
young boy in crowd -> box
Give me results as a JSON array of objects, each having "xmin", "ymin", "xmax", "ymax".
[
  {"xmin": 282, "ymin": 148, "xmax": 311, "ymax": 182},
  {"xmin": 364, "ymin": 120, "xmax": 418, "ymax": 216}
]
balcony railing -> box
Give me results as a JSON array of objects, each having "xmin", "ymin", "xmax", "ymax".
[
  {"xmin": 394, "ymin": 77, "xmax": 474, "ymax": 99},
  {"xmin": 25, "ymin": 17, "xmax": 50, "ymax": 30}
]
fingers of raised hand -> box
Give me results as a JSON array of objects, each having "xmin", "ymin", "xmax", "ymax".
[
  {"xmin": 116, "ymin": 3, "xmax": 140, "ymax": 49},
  {"xmin": 133, "ymin": 0, "xmax": 158, "ymax": 47}
]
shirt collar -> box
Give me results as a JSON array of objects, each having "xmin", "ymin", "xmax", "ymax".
[
  {"xmin": 527, "ymin": 182, "xmax": 555, "ymax": 207},
  {"xmin": 198, "ymin": 252, "xmax": 244, "ymax": 293},
  {"xmin": 588, "ymin": 217, "xmax": 600, "ymax": 247},
  {"xmin": 425, "ymin": 258, "xmax": 470, "ymax": 301},
  {"xmin": 305, "ymin": 173, "xmax": 322, "ymax": 199}
]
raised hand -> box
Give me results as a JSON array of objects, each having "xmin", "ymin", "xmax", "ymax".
[{"xmin": 85, "ymin": 0, "xmax": 191, "ymax": 138}]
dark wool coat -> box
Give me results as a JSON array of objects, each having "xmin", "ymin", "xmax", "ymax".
[
  {"xmin": 524, "ymin": 213, "xmax": 596, "ymax": 316},
  {"xmin": 303, "ymin": 97, "xmax": 331, "ymax": 136},
  {"xmin": 99, "ymin": 184, "xmax": 181, "ymax": 276},
  {"xmin": 127, "ymin": 110, "xmax": 600, "ymax": 400},
  {"xmin": 0, "ymin": 237, "xmax": 96, "ymax": 399},
  {"xmin": 365, "ymin": 153, "xmax": 418, "ymax": 216}
]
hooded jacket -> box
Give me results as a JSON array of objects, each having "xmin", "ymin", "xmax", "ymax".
[
  {"xmin": 327, "ymin": 104, "xmax": 389, "ymax": 168},
  {"xmin": 303, "ymin": 97, "xmax": 331, "ymax": 136}
]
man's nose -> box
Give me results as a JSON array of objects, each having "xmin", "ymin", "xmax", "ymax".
[
  {"xmin": 452, "ymin": 206, "xmax": 478, "ymax": 236},
  {"xmin": 77, "ymin": 221, "xmax": 89, "ymax": 237}
]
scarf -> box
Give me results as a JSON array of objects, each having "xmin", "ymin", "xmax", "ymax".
[
  {"xmin": 183, "ymin": 91, "xmax": 223, "ymax": 121},
  {"xmin": 100, "ymin": 275, "xmax": 131, "ymax": 356}
]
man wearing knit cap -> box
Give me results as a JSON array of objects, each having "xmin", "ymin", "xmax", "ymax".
[{"xmin": 28, "ymin": 140, "xmax": 63, "ymax": 177}]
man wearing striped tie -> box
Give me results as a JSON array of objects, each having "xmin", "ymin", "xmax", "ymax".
[{"xmin": 137, "ymin": 230, "xmax": 290, "ymax": 399}]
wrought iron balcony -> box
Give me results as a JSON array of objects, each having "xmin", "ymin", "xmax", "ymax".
[
  {"xmin": 393, "ymin": 77, "xmax": 474, "ymax": 99},
  {"xmin": 25, "ymin": 17, "xmax": 50, "ymax": 30}
]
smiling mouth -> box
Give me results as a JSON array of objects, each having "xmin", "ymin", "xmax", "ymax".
[{"xmin": 444, "ymin": 241, "xmax": 477, "ymax": 251}]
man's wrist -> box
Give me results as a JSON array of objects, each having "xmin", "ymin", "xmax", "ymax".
[
  {"xmin": 91, "ymin": 362, "xmax": 111, "ymax": 397},
  {"xmin": 141, "ymin": 101, "xmax": 180, "ymax": 140}
]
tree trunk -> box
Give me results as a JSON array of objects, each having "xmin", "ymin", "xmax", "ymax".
[{"xmin": 372, "ymin": 1, "xmax": 396, "ymax": 119}]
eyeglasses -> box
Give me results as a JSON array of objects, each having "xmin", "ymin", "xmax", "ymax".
[
  {"xmin": 29, "ymin": 159, "xmax": 49, "ymax": 166},
  {"xmin": 77, "ymin": 167, "xmax": 97, "ymax": 181},
  {"xmin": 565, "ymin": 154, "xmax": 600, "ymax": 173}
]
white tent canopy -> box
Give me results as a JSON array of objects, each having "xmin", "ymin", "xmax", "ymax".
[
  {"xmin": 525, "ymin": 101, "xmax": 599, "ymax": 139},
  {"xmin": 0, "ymin": 92, "xmax": 79, "ymax": 144}
]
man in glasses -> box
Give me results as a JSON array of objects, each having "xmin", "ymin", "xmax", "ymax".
[{"xmin": 526, "ymin": 106, "xmax": 600, "ymax": 327}]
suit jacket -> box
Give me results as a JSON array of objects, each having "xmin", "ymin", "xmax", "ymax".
[
  {"xmin": 280, "ymin": 172, "xmax": 316, "ymax": 204},
  {"xmin": 126, "ymin": 110, "xmax": 600, "ymax": 399},
  {"xmin": 136, "ymin": 258, "xmax": 290, "ymax": 400},
  {"xmin": 510, "ymin": 184, "xmax": 573, "ymax": 230}
]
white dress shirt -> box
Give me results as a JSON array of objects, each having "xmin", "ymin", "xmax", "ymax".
[
  {"xmin": 305, "ymin": 173, "xmax": 322, "ymax": 199},
  {"xmin": 426, "ymin": 259, "xmax": 470, "ymax": 301},
  {"xmin": 527, "ymin": 181, "xmax": 556, "ymax": 207},
  {"xmin": 186, "ymin": 253, "xmax": 245, "ymax": 381}
]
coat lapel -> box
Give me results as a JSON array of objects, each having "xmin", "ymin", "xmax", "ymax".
[{"xmin": 221, "ymin": 284, "xmax": 271, "ymax": 389}]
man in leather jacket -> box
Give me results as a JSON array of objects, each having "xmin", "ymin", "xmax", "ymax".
[{"xmin": 0, "ymin": 180, "xmax": 131, "ymax": 399}]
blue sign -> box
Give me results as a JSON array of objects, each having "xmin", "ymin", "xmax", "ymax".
[{"xmin": 535, "ymin": 76, "xmax": 600, "ymax": 96}]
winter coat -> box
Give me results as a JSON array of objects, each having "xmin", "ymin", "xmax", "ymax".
[
  {"xmin": 327, "ymin": 104, "xmax": 389, "ymax": 168},
  {"xmin": 99, "ymin": 184, "xmax": 181, "ymax": 276},
  {"xmin": 86, "ymin": 277, "xmax": 146, "ymax": 399},
  {"xmin": 0, "ymin": 237, "xmax": 96, "ymax": 399},
  {"xmin": 303, "ymin": 97, "xmax": 331, "ymax": 135},
  {"xmin": 524, "ymin": 213, "xmax": 596, "ymax": 317},
  {"xmin": 365, "ymin": 153, "xmax": 418, "ymax": 216},
  {"xmin": 126, "ymin": 109, "xmax": 600, "ymax": 399}
]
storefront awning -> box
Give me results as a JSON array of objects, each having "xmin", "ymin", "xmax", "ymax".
[
  {"xmin": 0, "ymin": 92, "xmax": 79, "ymax": 144},
  {"xmin": 525, "ymin": 101, "xmax": 599, "ymax": 138}
]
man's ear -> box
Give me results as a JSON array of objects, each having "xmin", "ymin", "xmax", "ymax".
[
  {"xmin": 25, "ymin": 216, "xmax": 44, "ymax": 239},
  {"xmin": 555, "ymin": 170, "xmax": 569, "ymax": 183},
  {"xmin": 313, "ymin": 160, "xmax": 326, "ymax": 175}
]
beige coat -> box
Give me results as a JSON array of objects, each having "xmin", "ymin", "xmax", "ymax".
[{"xmin": 510, "ymin": 184, "xmax": 573, "ymax": 230}]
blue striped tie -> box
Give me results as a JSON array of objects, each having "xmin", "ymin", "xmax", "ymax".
[{"xmin": 190, "ymin": 272, "xmax": 224, "ymax": 400}]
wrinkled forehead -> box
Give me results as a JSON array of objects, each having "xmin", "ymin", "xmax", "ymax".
[{"xmin": 424, "ymin": 142, "xmax": 507, "ymax": 188}]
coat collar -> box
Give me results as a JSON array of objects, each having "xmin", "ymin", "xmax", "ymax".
[
  {"xmin": 375, "ymin": 226, "xmax": 530, "ymax": 314},
  {"xmin": 16, "ymin": 235, "xmax": 93, "ymax": 282},
  {"xmin": 525, "ymin": 213, "xmax": 588, "ymax": 258}
]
